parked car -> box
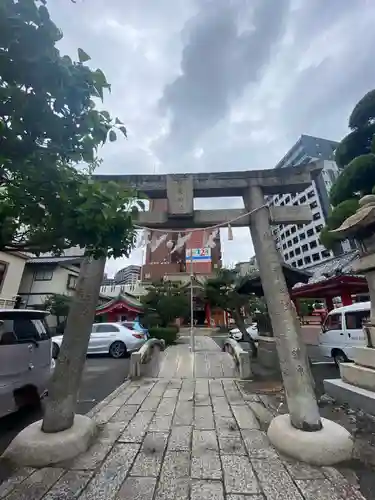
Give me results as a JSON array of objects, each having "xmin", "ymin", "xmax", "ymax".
[
  {"xmin": 0, "ymin": 309, "xmax": 54, "ymax": 418},
  {"xmin": 319, "ymin": 301, "xmax": 370, "ymax": 365},
  {"xmin": 122, "ymin": 320, "xmax": 149, "ymax": 339},
  {"xmin": 229, "ymin": 323, "xmax": 259, "ymax": 342},
  {"xmin": 52, "ymin": 322, "xmax": 147, "ymax": 359}
]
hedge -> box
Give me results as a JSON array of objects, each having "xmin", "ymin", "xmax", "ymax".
[{"xmin": 148, "ymin": 326, "xmax": 179, "ymax": 345}]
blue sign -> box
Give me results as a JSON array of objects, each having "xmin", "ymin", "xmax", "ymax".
[{"xmin": 186, "ymin": 247, "xmax": 211, "ymax": 262}]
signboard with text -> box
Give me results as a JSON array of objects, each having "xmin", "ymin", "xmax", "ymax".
[{"xmin": 186, "ymin": 247, "xmax": 212, "ymax": 262}]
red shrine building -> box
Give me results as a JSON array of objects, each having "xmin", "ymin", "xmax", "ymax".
[
  {"xmin": 291, "ymin": 251, "xmax": 369, "ymax": 313},
  {"xmin": 95, "ymin": 293, "xmax": 143, "ymax": 323}
]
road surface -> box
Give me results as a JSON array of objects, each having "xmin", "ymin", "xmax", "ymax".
[{"xmin": 0, "ymin": 356, "xmax": 130, "ymax": 455}]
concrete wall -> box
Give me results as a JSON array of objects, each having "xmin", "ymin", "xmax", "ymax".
[{"xmin": 0, "ymin": 251, "xmax": 27, "ymax": 300}]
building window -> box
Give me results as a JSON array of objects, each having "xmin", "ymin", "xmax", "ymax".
[
  {"xmin": 325, "ymin": 313, "xmax": 341, "ymax": 331},
  {"xmin": 287, "ymin": 240, "xmax": 292, "ymax": 248},
  {"xmin": 312, "ymin": 253, "xmax": 320, "ymax": 262},
  {"xmin": 297, "ymin": 259, "xmax": 303, "ymax": 267},
  {"xmin": 290, "ymin": 250, "xmax": 295, "ymax": 258},
  {"xmin": 281, "ymin": 233, "xmax": 285, "ymax": 240},
  {"xmin": 310, "ymin": 241, "xmax": 317, "ymax": 249},
  {"xmin": 313, "ymin": 212, "xmax": 321, "ymax": 221},
  {"xmin": 310, "ymin": 201, "xmax": 318, "ymax": 209},
  {"xmin": 307, "ymin": 229, "xmax": 314, "ymax": 237},
  {"xmin": 300, "ymin": 196, "xmax": 306, "ymax": 204},
  {"xmin": 67, "ymin": 274, "xmax": 78, "ymax": 290},
  {"xmin": 34, "ymin": 267, "xmax": 53, "ymax": 281},
  {"xmin": 307, "ymin": 190, "xmax": 314, "ymax": 199},
  {"xmin": 345, "ymin": 310, "xmax": 370, "ymax": 329},
  {"xmin": 0, "ymin": 261, "xmax": 8, "ymax": 292},
  {"xmin": 282, "ymin": 243, "xmax": 287, "ymax": 250},
  {"xmin": 304, "ymin": 256, "xmax": 311, "ymax": 264},
  {"xmin": 316, "ymin": 224, "xmax": 323, "ymax": 232},
  {"xmin": 302, "ymin": 244, "xmax": 308, "ymax": 252},
  {"xmin": 291, "ymin": 226, "xmax": 296, "ymax": 234},
  {"xmin": 285, "ymin": 196, "xmax": 290, "ymax": 204},
  {"xmin": 285, "ymin": 230, "xmax": 290, "ymax": 237},
  {"xmin": 300, "ymin": 233, "xmax": 306, "ymax": 240},
  {"xmin": 295, "ymin": 248, "xmax": 301, "ymax": 255},
  {"xmin": 293, "ymin": 236, "xmax": 298, "ymax": 244},
  {"xmin": 291, "ymin": 262, "xmax": 297, "ymax": 268},
  {"xmin": 321, "ymin": 250, "xmax": 331, "ymax": 258}
]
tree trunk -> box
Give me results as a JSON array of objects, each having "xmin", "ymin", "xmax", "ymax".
[
  {"xmin": 232, "ymin": 308, "xmax": 258, "ymax": 357},
  {"xmin": 42, "ymin": 256, "xmax": 106, "ymax": 433}
]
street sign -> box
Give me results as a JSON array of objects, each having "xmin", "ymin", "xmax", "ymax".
[{"xmin": 186, "ymin": 247, "xmax": 211, "ymax": 262}]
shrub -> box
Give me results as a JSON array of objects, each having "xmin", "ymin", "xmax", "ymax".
[{"xmin": 148, "ymin": 326, "xmax": 179, "ymax": 345}]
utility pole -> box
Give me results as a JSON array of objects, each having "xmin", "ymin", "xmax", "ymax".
[{"xmin": 190, "ymin": 250, "xmax": 195, "ymax": 352}]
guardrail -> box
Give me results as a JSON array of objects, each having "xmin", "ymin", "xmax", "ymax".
[
  {"xmin": 223, "ymin": 337, "xmax": 252, "ymax": 379},
  {"xmin": 129, "ymin": 338, "xmax": 166, "ymax": 379}
]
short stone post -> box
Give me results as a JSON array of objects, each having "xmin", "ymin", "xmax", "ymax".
[{"xmin": 243, "ymin": 185, "xmax": 353, "ymax": 465}]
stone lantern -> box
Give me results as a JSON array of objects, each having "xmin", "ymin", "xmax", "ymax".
[
  {"xmin": 326, "ymin": 194, "xmax": 375, "ymax": 406},
  {"xmin": 330, "ymin": 195, "xmax": 375, "ymax": 346}
]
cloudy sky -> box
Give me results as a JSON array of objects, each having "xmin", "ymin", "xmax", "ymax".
[{"xmin": 49, "ymin": 0, "xmax": 375, "ymax": 277}]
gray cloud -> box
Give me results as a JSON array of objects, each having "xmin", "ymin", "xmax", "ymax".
[{"xmin": 158, "ymin": 0, "xmax": 290, "ymax": 160}]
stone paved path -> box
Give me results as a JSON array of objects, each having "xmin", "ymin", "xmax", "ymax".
[
  {"xmin": 157, "ymin": 337, "xmax": 237, "ymax": 379},
  {"xmin": 0, "ymin": 337, "xmax": 366, "ymax": 499}
]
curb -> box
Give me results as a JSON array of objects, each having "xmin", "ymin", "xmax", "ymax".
[{"xmin": 86, "ymin": 378, "xmax": 132, "ymax": 418}]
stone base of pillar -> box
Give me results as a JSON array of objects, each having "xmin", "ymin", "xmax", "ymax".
[
  {"xmin": 267, "ymin": 414, "xmax": 353, "ymax": 465},
  {"xmin": 2, "ymin": 415, "xmax": 97, "ymax": 467}
]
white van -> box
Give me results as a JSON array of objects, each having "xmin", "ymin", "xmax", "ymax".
[
  {"xmin": 319, "ymin": 301, "xmax": 370, "ymax": 365},
  {"xmin": 0, "ymin": 309, "xmax": 55, "ymax": 418}
]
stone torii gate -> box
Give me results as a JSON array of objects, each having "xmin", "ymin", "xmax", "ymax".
[{"xmin": 98, "ymin": 163, "xmax": 353, "ymax": 464}]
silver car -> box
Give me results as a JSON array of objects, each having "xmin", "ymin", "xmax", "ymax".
[
  {"xmin": 0, "ymin": 309, "xmax": 54, "ymax": 418},
  {"xmin": 52, "ymin": 322, "xmax": 147, "ymax": 359}
]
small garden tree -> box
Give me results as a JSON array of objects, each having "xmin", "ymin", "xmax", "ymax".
[
  {"xmin": 204, "ymin": 268, "xmax": 259, "ymax": 355},
  {"xmin": 320, "ymin": 89, "xmax": 375, "ymax": 250},
  {"xmin": 44, "ymin": 294, "xmax": 72, "ymax": 333},
  {"xmin": 142, "ymin": 280, "xmax": 189, "ymax": 328}
]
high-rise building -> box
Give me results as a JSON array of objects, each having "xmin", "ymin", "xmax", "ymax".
[
  {"xmin": 142, "ymin": 199, "xmax": 222, "ymax": 282},
  {"xmin": 114, "ymin": 265, "xmax": 141, "ymax": 284},
  {"xmin": 270, "ymin": 135, "xmax": 353, "ymax": 270}
]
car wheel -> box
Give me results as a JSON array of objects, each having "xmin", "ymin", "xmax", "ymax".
[
  {"xmin": 52, "ymin": 343, "xmax": 60, "ymax": 359},
  {"xmin": 332, "ymin": 349, "xmax": 348, "ymax": 367},
  {"xmin": 109, "ymin": 341, "xmax": 127, "ymax": 359}
]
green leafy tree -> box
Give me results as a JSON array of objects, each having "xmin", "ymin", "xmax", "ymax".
[
  {"xmin": 204, "ymin": 268, "xmax": 258, "ymax": 356},
  {"xmin": 0, "ymin": 0, "xmax": 145, "ymax": 436},
  {"xmin": 142, "ymin": 281, "xmax": 189, "ymax": 328},
  {"xmin": 0, "ymin": 0, "xmax": 139, "ymax": 258},
  {"xmin": 44, "ymin": 293, "xmax": 72, "ymax": 332},
  {"xmin": 321, "ymin": 90, "xmax": 375, "ymax": 250}
]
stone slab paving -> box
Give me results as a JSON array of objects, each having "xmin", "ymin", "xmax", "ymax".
[
  {"xmin": 157, "ymin": 336, "xmax": 237, "ymax": 379},
  {"xmin": 0, "ymin": 337, "xmax": 367, "ymax": 500}
]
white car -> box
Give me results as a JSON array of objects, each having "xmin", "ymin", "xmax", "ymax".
[
  {"xmin": 229, "ymin": 323, "xmax": 259, "ymax": 342},
  {"xmin": 52, "ymin": 322, "xmax": 147, "ymax": 359}
]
